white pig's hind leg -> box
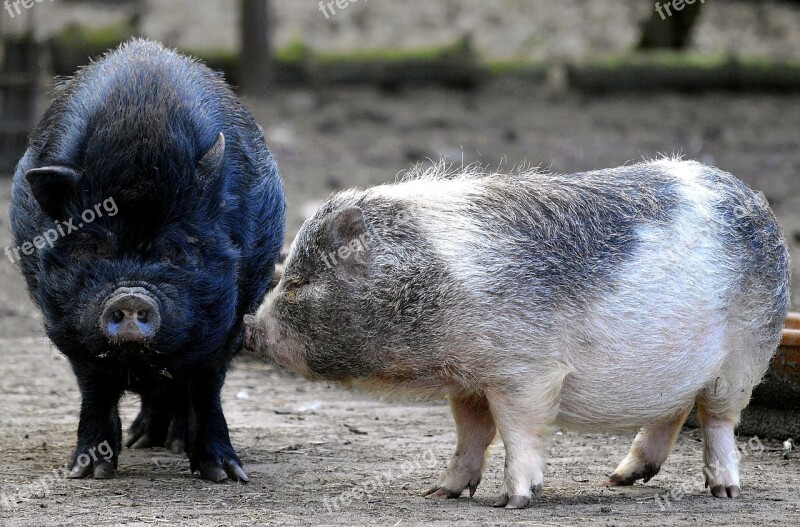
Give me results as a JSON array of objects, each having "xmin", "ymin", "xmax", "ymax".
[
  {"xmin": 424, "ymin": 394, "xmax": 497, "ymax": 499},
  {"xmin": 605, "ymin": 406, "xmax": 692, "ymax": 486},
  {"xmin": 697, "ymin": 400, "xmax": 741, "ymax": 498},
  {"xmin": 486, "ymin": 392, "xmax": 554, "ymax": 509}
]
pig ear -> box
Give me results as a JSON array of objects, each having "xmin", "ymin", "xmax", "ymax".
[
  {"xmin": 196, "ymin": 132, "xmax": 225, "ymax": 178},
  {"xmin": 25, "ymin": 166, "xmax": 80, "ymax": 218},
  {"xmin": 329, "ymin": 206, "xmax": 368, "ymax": 249}
]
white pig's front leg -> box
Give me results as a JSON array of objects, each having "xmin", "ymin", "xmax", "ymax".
[
  {"xmin": 697, "ymin": 402, "xmax": 741, "ymax": 498},
  {"xmin": 487, "ymin": 389, "xmax": 554, "ymax": 509},
  {"xmin": 424, "ymin": 394, "xmax": 496, "ymax": 499}
]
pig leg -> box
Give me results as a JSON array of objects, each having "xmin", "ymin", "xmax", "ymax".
[
  {"xmin": 126, "ymin": 384, "xmax": 186, "ymax": 452},
  {"xmin": 606, "ymin": 407, "xmax": 692, "ymax": 486},
  {"xmin": 125, "ymin": 389, "xmax": 171, "ymax": 449},
  {"xmin": 68, "ymin": 364, "xmax": 124, "ymax": 479},
  {"xmin": 165, "ymin": 391, "xmax": 188, "ymax": 454},
  {"xmin": 697, "ymin": 401, "xmax": 741, "ymax": 498},
  {"xmin": 187, "ymin": 365, "xmax": 248, "ymax": 483},
  {"xmin": 423, "ymin": 394, "xmax": 496, "ymax": 499},
  {"xmin": 486, "ymin": 391, "xmax": 553, "ymax": 509}
]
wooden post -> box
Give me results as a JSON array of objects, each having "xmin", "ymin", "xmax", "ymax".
[
  {"xmin": 0, "ymin": 8, "xmax": 39, "ymax": 175},
  {"xmin": 239, "ymin": 0, "xmax": 271, "ymax": 95},
  {"xmin": 639, "ymin": 0, "xmax": 705, "ymax": 50}
]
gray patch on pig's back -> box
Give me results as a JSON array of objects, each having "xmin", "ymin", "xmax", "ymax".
[
  {"xmin": 701, "ymin": 168, "xmax": 790, "ymax": 337},
  {"xmin": 453, "ymin": 164, "xmax": 682, "ymax": 311}
]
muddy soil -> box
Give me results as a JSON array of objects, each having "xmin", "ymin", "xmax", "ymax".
[{"xmin": 1, "ymin": 83, "xmax": 800, "ymax": 526}]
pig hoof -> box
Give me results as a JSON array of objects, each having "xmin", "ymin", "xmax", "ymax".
[
  {"xmin": 223, "ymin": 459, "xmax": 250, "ymax": 483},
  {"xmin": 124, "ymin": 432, "xmax": 142, "ymax": 448},
  {"xmin": 423, "ymin": 486, "xmax": 462, "ymax": 499},
  {"xmin": 125, "ymin": 428, "xmax": 166, "ymax": 449},
  {"xmin": 710, "ymin": 485, "xmax": 740, "ymax": 499},
  {"xmin": 423, "ymin": 474, "xmax": 482, "ymax": 499},
  {"xmin": 196, "ymin": 460, "xmax": 249, "ymax": 483},
  {"xmin": 68, "ymin": 459, "xmax": 116, "ymax": 480},
  {"xmin": 168, "ymin": 438, "xmax": 186, "ymax": 454},
  {"xmin": 93, "ymin": 461, "xmax": 115, "ymax": 479},
  {"xmin": 605, "ymin": 464, "xmax": 660, "ymax": 487},
  {"xmin": 604, "ymin": 474, "xmax": 634, "ymax": 487},
  {"xmin": 199, "ymin": 464, "xmax": 228, "ymax": 483},
  {"xmin": 469, "ymin": 480, "xmax": 480, "ymax": 498},
  {"xmin": 425, "ymin": 463, "xmax": 484, "ymax": 499},
  {"xmin": 127, "ymin": 433, "xmax": 154, "ymax": 449},
  {"xmin": 504, "ymin": 495, "xmax": 531, "ymax": 509},
  {"xmin": 126, "ymin": 409, "xmax": 170, "ymax": 450},
  {"xmin": 494, "ymin": 485, "xmax": 539, "ymax": 507},
  {"xmin": 67, "ymin": 463, "xmax": 92, "ymax": 479},
  {"xmin": 165, "ymin": 422, "xmax": 186, "ymax": 453},
  {"xmin": 493, "ymin": 493, "xmax": 509, "ymax": 507}
]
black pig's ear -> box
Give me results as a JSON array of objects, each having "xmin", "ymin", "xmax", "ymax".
[
  {"xmin": 196, "ymin": 132, "xmax": 225, "ymax": 179},
  {"xmin": 25, "ymin": 166, "xmax": 79, "ymax": 218},
  {"xmin": 329, "ymin": 206, "xmax": 371, "ymax": 263}
]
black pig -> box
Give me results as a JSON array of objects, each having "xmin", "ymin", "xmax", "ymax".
[{"xmin": 9, "ymin": 39, "xmax": 285, "ymax": 482}]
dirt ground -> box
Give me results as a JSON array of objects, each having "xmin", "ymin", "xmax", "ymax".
[{"xmin": 1, "ymin": 83, "xmax": 800, "ymax": 526}]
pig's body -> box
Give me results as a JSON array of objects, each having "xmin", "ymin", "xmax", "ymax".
[
  {"xmin": 247, "ymin": 159, "xmax": 788, "ymax": 508},
  {"xmin": 386, "ymin": 161, "xmax": 784, "ymax": 429},
  {"xmin": 11, "ymin": 40, "xmax": 285, "ymax": 482}
]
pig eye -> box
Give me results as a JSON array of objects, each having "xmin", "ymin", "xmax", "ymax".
[
  {"xmin": 283, "ymin": 279, "xmax": 307, "ymax": 300},
  {"xmin": 284, "ymin": 279, "xmax": 306, "ymax": 292},
  {"xmin": 162, "ymin": 240, "xmax": 201, "ymax": 266},
  {"xmin": 71, "ymin": 238, "xmax": 113, "ymax": 259},
  {"xmin": 164, "ymin": 246, "xmax": 189, "ymax": 266}
]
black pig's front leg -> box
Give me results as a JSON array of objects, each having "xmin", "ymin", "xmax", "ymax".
[
  {"xmin": 68, "ymin": 362, "xmax": 124, "ymax": 479},
  {"xmin": 186, "ymin": 363, "xmax": 248, "ymax": 483}
]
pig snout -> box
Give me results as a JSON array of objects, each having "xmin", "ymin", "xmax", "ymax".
[
  {"xmin": 101, "ymin": 287, "xmax": 161, "ymax": 343},
  {"xmin": 243, "ymin": 304, "xmax": 313, "ymax": 378},
  {"xmin": 243, "ymin": 314, "xmax": 257, "ymax": 351},
  {"xmin": 242, "ymin": 311, "xmax": 277, "ymax": 352}
]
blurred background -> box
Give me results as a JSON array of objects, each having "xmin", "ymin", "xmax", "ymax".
[
  {"xmin": 1, "ymin": 0, "xmax": 799, "ymax": 373},
  {"xmin": 1, "ymin": 3, "xmax": 800, "ymax": 525}
]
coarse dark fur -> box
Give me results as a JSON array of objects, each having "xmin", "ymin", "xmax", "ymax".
[{"xmin": 9, "ymin": 39, "xmax": 285, "ymax": 482}]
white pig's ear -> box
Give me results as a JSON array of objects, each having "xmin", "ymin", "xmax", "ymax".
[
  {"xmin": 329, "ymin": 206, "xmax": 369, "ymax": 256},
  {"xmin": 25, "ymin": 166, "xmax": 80, "ymax": 218},
  {"xmin": 196, "ymin": 132, "xmax": 225, "ymax": 179}
]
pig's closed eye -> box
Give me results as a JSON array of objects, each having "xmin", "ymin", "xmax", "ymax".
[
  {"xmin": 284, "ymin": 279, "xmax": 306, "ymax": 291},
  {"xmin": 71, "ymin": 239, "xmax": 113, "ymax": 259},
  {"xmin": 283, "ymin": 279, "xmax": 307, "ymax": 299},
  {"xmin": 163, "ymin": 244, "xmax": 198, "ymax": 267},
  {"xmin": 164, "ymin": 246, "xmax": 189, "ymax": 266}
]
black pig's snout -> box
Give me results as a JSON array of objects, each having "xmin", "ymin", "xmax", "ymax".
[{"xmin": 101, "ymin": 287, "xmax": 161, "ymax": 343}]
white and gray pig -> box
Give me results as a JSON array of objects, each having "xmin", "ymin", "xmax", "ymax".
[{"xmin": 244, "ymin": 159, "xmax": 789, "ymax": 509}]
